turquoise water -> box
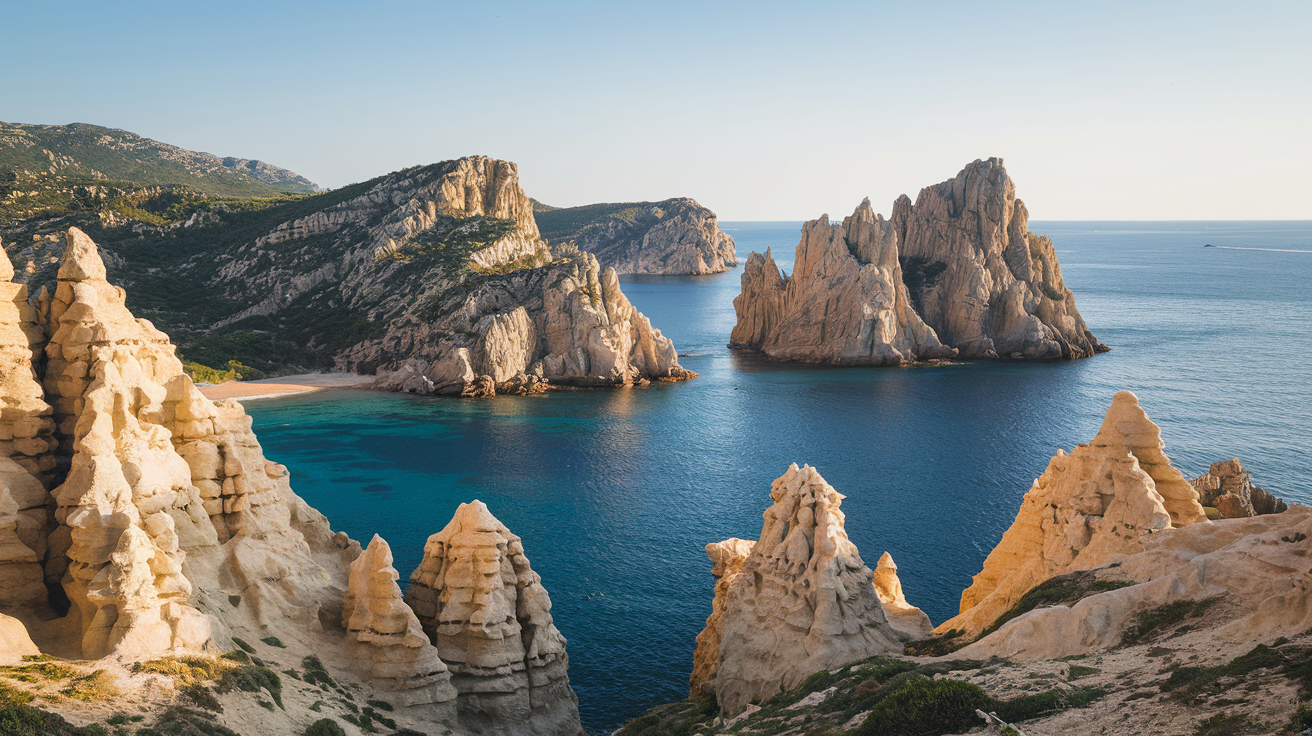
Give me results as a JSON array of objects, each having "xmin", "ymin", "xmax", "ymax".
[{"xmin": 245, "ymin": 221, "xmax": 1312, "ymax": 733}]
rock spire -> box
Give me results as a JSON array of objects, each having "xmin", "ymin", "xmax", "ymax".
[
  {"xmin": 406, "ymin": 500, "xmax": 581, "ymax": 736},
  {"xmin": 938, "ymin": 391, "xmax": 1207, "ymax": 638},
  {"xmin": 695, "ymin": 464, "xmax": 918, "ymax": 715}
]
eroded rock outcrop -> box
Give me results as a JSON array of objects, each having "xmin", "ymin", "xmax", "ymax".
[
  {"xmin": 696, "ymin": 464, "xmax": 912, "ymax": 715},
  {"xmin": 731, "ymin": 160, "xmax": 1106, "ymax": 363},
  {"xmin": 729, "ymin": 201, "xmax": 956, "ymax": 364},
  {"xmin": 406, "ymin": 500, "xmax": 581, "ymax": 736},
  {"xmin": 688, "ymin": 537, "xmax": 754, "ymax": 698},
  {"xmin": 938, "ymin": 391, "xmax": 1208, "ymax": 638},
  {"xmin": 872, "ymin": 552, "xmax": 933, "ymax": 640},
  {"xmin": 539, "ymin": 198, "xmax": 738, "ymax": 275},
  {"xmin": 0, "ymin": 242, "xmax": 56, "ymax": 618},
  {"xmin": 1191, "ymin": 459, "xmax": 1287, "ymax": 519},
  {"xmin": 343, "ymin": 534, "xmax": 458, "ymax": 709},
  {"xmin": 365, "ymin": 248, "xmax": 693, "ymax": 396}
]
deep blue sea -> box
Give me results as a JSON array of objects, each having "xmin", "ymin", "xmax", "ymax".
[{"xmin": 245, "ymin": 221, "xmax": 1312, "ymax": 733}]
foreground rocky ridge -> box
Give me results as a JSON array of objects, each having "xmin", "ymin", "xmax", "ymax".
[
  {"xmin": 731, "ymin": 159, "xmax": 1107, "ymax": 364},
  {"xmin": 534, "ymin": 198, "xmax": 738, "ymax": 275},
  {"xmin": 623, "ymin": 392, "xmax": 1307, "ymax": 736},
  {"xmin": 0, "ymin": 230, "xmax": 582, "ymax": 735}
]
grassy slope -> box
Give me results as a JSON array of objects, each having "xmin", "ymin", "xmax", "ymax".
[{"xmin": 532, "ymin": 201, "xmax": 657, "ymax": 242}]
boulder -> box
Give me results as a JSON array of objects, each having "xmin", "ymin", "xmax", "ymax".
[{"xmin": 1190, "ymin": 458, "xmax": 1287, "ymax": 518}]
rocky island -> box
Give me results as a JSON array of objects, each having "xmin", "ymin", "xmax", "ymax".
[
  {"xmin": 730, "ymin": 159, "xmax": 1108, "ymax": 364},
  {"xmin": 620, "ymin": 392, "xmax": 1306, "ymax": 736},
  {"xmin": 0, "ymin": 231, "xmax": 584, "ymax": 734},
  {"xmin": 533, "ymin": 198, "xmax": 737, "ymax": 275}
]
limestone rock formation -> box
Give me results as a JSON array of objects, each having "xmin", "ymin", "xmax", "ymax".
[
  {"xmin": 537, "ymin": 198, "xmax": 738, "ymax": 275},
  {"xmin": 697, "ymin": 464, "xmax": 908, "ymax": 715},
  {"xmin": 0, "ymin": 612, "xmax": 38, "ymax": 664},
  {"xmin": 1190, "ymin": 459, "xmax": 1287, "ymax": 518},
  {"xmin": 729, "ymin": 201, "xmax": 956, "ymax": 364},
  {"xmin": 406, "ymin": 500, "xmax": 581, "ymax": 736},
  {"xmin": 938, "ymin": 391, "xmax": 1208, "ymax": 638},
  {"xmin": 688, "ymin": 537, "xmax": 754, "ymax": 697},
  {"xmin": 365, "ymin": 247, "xmax": 693, "ymax": 396},
  {"xmin": 957, "ymin": 504, "xmax": 1312, "ymax": 662},
  {"xmin": 730, "ymin": 160, "xmax": 1106, "ymax": 363},
  {"xmin": 891, "ymin": 158, "xmax": 1105, "ymax": 360},
  {"xmin": 0, "ymin": 242, "xmax": 56, "ymax": 618},
  {"xmin": 343, "ymin": 534, "xmax": 458, "ymax": 709},
  {"xmin": 871, "ymin": 552, "xmax": 933, "ymax": 640}
]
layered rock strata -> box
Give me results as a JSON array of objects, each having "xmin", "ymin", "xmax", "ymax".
[
  {"xmin": 731, "ymin": 159, "xmax": 1106, "ymax": 363},
  {"xmin": 695, "ymin": 464, "xmax": 919, "ymax": 715},
  {"xmin": 730, "ymin": 201, "xmax": 956, "ymax": 364},
  {"xmin": 938, "ymin": 391, "xmax": 1208, "ymax": 638},
  {"xmin": 406, "ymin": 500, "xmax": 581, "ymax": 736},
  {"xmin": 1190, "ymin": 459, "xmax": 1287, "ymax": 518},
  {"xmin": 0, "ymin": 243, "xmax": 56, "ymax": 617},
  {"xmin": 365, "ymin": 247, "xmax": 692, "ymax": 396},
  {"xmin": 343, "ymin": 534, "xmax": 458, "ymax": 709},
  {"xmin": 539, "ymin": 198, "xmax": 738, "ymax": 275}
]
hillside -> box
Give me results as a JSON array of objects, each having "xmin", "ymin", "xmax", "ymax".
[
  {"xmin": 534, "ymin": 198, "xmax": 737, "ymax": 275},
  {"xmin": 0, "ymin": 121, "xmax": 319, "ymax": 196}
]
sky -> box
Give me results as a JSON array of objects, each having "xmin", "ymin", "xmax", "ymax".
[{"xmin": 2, "ymin": 1, "xmax": 1309, "ymax": 220}]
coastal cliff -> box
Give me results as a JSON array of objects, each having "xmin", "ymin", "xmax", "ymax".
[
  {"xmin": 730, "ymin": 159, "xmax": 1107, "ymax": 363},
  {"xmin": 620, "ymin": 394, "xmax": 1310, "ymax": 736},
  {"xmin": 534, "ymin": 198, "xmax": 737, "ymax": 275},
  {"xmin": 5, "ymin": 155, "xmax": 694, "ymax": 396},
  {"xmin": 0, "ymin": 229, "xmax": 583, "ymax": 735}
]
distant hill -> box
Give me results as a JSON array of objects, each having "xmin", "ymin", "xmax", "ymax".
[
  {"xmin": 0, "ymin": 121, "xmax": 319, "ymax": 197},
  {"xmin": 534, "ymin": 198, "xmax": 738, "ymax": 275},
  {"xmin": 533, "ymin": 201, "xmax": 661, "ymax": 243}
]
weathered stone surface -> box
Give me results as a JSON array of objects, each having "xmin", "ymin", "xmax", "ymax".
[
  {"xmin": 938, "ymin": 391, "xmax": 1207, "ymax": 638},
  {"xmin": 0, "ymin": 612, "xmax": 38, "ymax": 664},
  {"xmin": 547, "ymin": 198, "xmax": 738, "ymax": 275},
  {"xmin": 702, "ymin": 464, "xmax": 906, "ymax": 715},
  {"xmin": 688, "ymin": 537, "xmax": 754, "ymax": 697},
  {"xmin": 730, "ymin": 201, "xmax": 955, "ymax": 364},
  {"xmin": 1190, "ymin": 459, "xmax": 1287, "ymax": 518},
  {"xmin": 872, "ymin": 552, "xmax": 933, "ymax": 640},
  {"xmin": 344, "ymin": 534, "xmax": 457, "ymax": 709},
  {"xmin": 406, "ymin": 500, "xmax": 581, "ymax": 736},
  {"xmin": 891, "ymin": 158, "xmax": 1105, "ymax": 360},
  {"xmin": 731, "ymin": 160, "xmax": 1106, "ymax": 363},
  {"xmin": 958, "ymin": 505, "xmax": 1312, "ymax": 662},
  {"xmin": 367, "ymin": 248, "xmax": 692, "ymax": 395}
]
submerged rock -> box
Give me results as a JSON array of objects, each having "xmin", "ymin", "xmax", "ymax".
[
  {"xmin": 731, "ymin": 159, "xmax": 1107, "ymax": 363},
  {"xmin": 694, "ymin": 464, "xmax": 920, "ymax": 715},
  {"xmin": 939, "ymin": 391, "xmax": 1208, "ymax": 638},
  {"xmin": 406, "ymin": 500, "xmax": 581, "ymax": 736}
]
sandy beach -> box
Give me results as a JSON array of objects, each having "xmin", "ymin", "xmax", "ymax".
[{"xmin": 197, "ymin": 372, "xmax": 372, "ymax": 401}]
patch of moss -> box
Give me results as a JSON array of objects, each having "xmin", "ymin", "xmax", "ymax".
[
  {"xmin": 1067, "ymin": 665, "xmax": 1100, "ymax": 680},
  {"xmin": 301, "ymin": 656, "xmax": 337, "ymax": 690},
  {"xmin": 365, "ymin": 699, "xmax": 393, "ymax": 712},
  {"xmin": 230, "ymin": 637, "xmax": 255, "ymax": 654},
  {"xmin": 260, "ymin": 636, "xmax": 286, "ymax": 649}
]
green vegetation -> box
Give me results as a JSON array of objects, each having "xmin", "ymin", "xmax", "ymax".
[
  {"xmin": 182, "ymin": 360, "xmax": 267, "ymax": 384},
  {"xmin": 1066, "ymin": 665, "xmax": 1100, "ymax": 680},
  {"xmin": 1121, "ymin": 596, "xmax": 1222, "ymax": 646},
  {"xmin": 533, "ymin": 200, "xmax": 668, "ymax": 243},
  {"xmin": 982, "ymin": 572, "xmax": 1136, "ymax": 638},
  {"xmin": 1193, "ymin": 712, "xmax": 1253, "ymax": 736},
  {"xmin": 380, "ymin": 215, "xmax": 518, "ymax": 268},
  {"xmin": 218, "ymin": 665, "xmax": 283, "ymax": 709},
  {"xmin": 260, "ymin": 636, "xmax": 286, "ymax": 649},
  {"xmin": 304, "ymin": 719, "xmax": 347, "ymax": 736},
  {"xmin": 59, "ymin": 669, "xmax": 118, "ymax": 701},
  {"xmin": 0, "ymin": 679, "xmax": 109, "ymax": 735},
  {"xmin": 1159, "ymin": 644, "xmax": 1283, "ymax": 704},
  {"xmin": 136, "ymin": 706, "xmax": 242, "ymax": 736},
  {"xmin": 616, "ymin": 655, "xmax": 1101, "ymax": 736}
]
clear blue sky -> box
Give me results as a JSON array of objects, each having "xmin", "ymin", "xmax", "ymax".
[{"xmin": 3, "ymin": 1, "xmax": 1308, "ymax": 220}]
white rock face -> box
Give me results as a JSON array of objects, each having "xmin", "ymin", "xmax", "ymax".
[
  {"xmin": 938, "ymin": 391, "xmax": 1207, "ymax": 638},
  {"xmin": 872, "ymin": 552, "xmax": 933, "ymax": 640},
  {"xmin": 406, "ymin": 500, "xmax": 581, "ymax": 736},
  {"xmin": 0, "ymin": 612, "xmax": 38, "ymax": 664},
  {"xmin": 551, "ymin": 198, "xmax": 739, "ymax": 275},
  {"xmin": 730, "ymin": 200, "xmax": 955, "ymax": 364},
  {"xmin": 732, "ymin": 160, "xmax": 1106, "ymax": 363},
  {"xmin": 697, "ymin": 464, "xmax": 913, "ymax": 715},
  {"xmin": 688, "ymin": 537, "xmax": 755, "ymax": 697},
  {"xmin": 344, "ymin": 535, "xmax": 458, "ymax": 709},
  {"xmin": 368, "ymin": 249, "xmax": 693, "ymax": 396}
]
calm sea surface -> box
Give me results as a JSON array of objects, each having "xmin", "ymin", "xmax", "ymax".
[{"xmin": 245, "ymin": 221, "xmax": 1312, "ymax": 733}]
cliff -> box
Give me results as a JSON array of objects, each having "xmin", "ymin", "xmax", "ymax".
[
  {"xmin": 4, "ymin": 156, "xmax": 694, "ymax": 395},
  {"xmin": 690, "ymin": 464, "xmax": 928, "ymax": 715},
  {"xmin": 730, "ymin": 159, "xmax": 1107, "ymax": 363},
  {"xmin": 535, "ymin": 198, "xmax": 738, "ymax": 275},
  {"xmin": 0, "ymin": 229, "xmax": 583, "ymax": 735}
]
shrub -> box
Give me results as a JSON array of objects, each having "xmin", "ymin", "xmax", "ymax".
[
  {"xmin": 136, "ymin": 706, "xmax": 241, "ymax": 736},
  {"xmin": 857, "ymin": 677, "xmax": 990, "ymax": 736},
  {"xmin": 60, "ymin": 669, "xmax": 118, "ymax": 701},
  {"xmin": 217, "ymin": 665, "xmax": 282, "ymax": 708},
  {"xmin": 260, "ymin": 636, "xmax": 286, "ymax": 648},
  {"xmin": 303, "ymin": 719, "xmax": 346, "ymax": 736},
  {"xmin": 1121, "ymin": 597, "xmax": 1222, "ymax": 646}
]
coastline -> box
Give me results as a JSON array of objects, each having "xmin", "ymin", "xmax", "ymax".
[{"xmin": 197, "ymin": 372, "xmax": 371, "ymax": 401}]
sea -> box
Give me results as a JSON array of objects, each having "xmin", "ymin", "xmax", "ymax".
[{"xmin": 244, "ymin": 221, "xmax": 1312, "ymax": 733}]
